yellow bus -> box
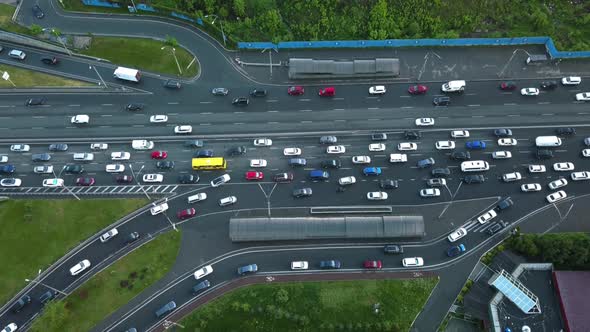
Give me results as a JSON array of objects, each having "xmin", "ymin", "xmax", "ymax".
[{"xmin": 192, "ymin": 157, "xmax": 227, "ymax": 170}]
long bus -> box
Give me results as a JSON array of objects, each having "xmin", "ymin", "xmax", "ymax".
[{"xmin": 192, "ymin": 157, "xmax": 227, "ymax": 170}]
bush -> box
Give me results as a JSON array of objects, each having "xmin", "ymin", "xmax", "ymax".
[{"xmin": 509, "ymin": 233, "xmax": 590, "ymax": 269}]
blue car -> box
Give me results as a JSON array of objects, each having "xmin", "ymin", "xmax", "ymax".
[
  {"xmin": 237, "ymin": 264, "xmax": 258, "ymax": 275},
  {"xmin": 465, "ymin": 141, "xmax": 486, "ymax": 150},
  {"xmin": 0, "ymin": 164, "xmax": 16, "ymax": 173},
  {"xmin": 446, "ymin": 244, "xmax": 466, "ymax": 257},
  {"xmin": 319, "ymin": 260, "xmax": 341, "ymax": 269},
  {"xmin": 363, "ymin": 167, "xmax": 382, "ymax": 176}
]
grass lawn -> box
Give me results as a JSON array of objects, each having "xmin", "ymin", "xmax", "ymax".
[
  {"xmin": 180, "ymin": 278, "xmax": 439, "ymax": 332},
  {"xmin": 29, "ymin": 230, "xmax": 182, "ymax": 332},
  {"xmin": 81, "ymin": 37, "xmax": 199, "ymax": 78},
  {"xmin": 0, "ymin": 199, "xmax": 148, "ymax": 305},
  {"xmin": 59, "ymin": 0, "xmax": 128, "ymax": 14},
  {"xmin": 0, "ymin": 64, "xmax": 91, "ymax": 88},
  {"xmin": 0, "ymin": 4, "xmax": 31, "ymax": 35}
]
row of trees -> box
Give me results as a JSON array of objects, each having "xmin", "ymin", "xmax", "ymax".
[
  {"xmin": 508, "ymin": 233, "xmax": 590, "ymax": 269},
  {"xmin": 144, "ymin": 0, "xmax": 589, "ymax": 50}
]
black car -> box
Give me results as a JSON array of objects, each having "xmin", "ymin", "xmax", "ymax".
[
  {"xmin": 156, "ymin": 161, "xmax": 175, "ymax": 170},
  {"xmin": 164, "ymin": 79, "xmax": 181, "ymax": 89},
  {"xmin": 232, "ymin": 97, "xmax": 249, "ymax": 106},
  {"xmin": 379, "ymin": 179, "xmax": 399, "ymax": 189},
  {"xmin": 293, "ymin": 188, "xmax": 312, "ymax": 198},
  {"xmin": 404, "ymin": 130, "xmax": 421, "ymax": 140},
  {"xmin": 31, "ymin": 153, "xmax": 51, "ymax": 162},
  {"xmin": 39, "ymin": 290, "xmax": 57, "ymax": 304},
  {"xmin": 126, "ymin": 103, "xmax": 145, "ymax": 111},
  {"xmin": 178, "ymin": 174, "xmax": 199, "ymax": 184},
  {"xmin": 40, "ymin": 56, "xmax": 58, "ymax": 65},
  {"xmin": 371, "ymin": 133, "xmax": 387, "ymax": 141},
  {"xmin": 116, "ymin": 175, "xmax": 134, "ymax": 183},
  {"xmin": 194, "ymin": 150, "xmax": 213, "ymax": 158},
  {"xmin": 192, "ymin": 280, "xmax": 211, "ymax": 294},
  {"xmin": 321, "ymin": 159, "xmax": 341, "ymax": 169},
  {"xmin": 288, "ymin": 158, "xmax": 307, "ymax": 167},
  {"xmin": 451, "ymin": 151, "xmax": 471, "ymax": 160},
  {"xmin": 540, "ymin": 80, "xmax": 558, "ymax": 90},
  {"xmin": 487, "ymin": 221, "xmax": 507, "ymax": 235},
  {"xmin": 494, "ymin": 128, "xmax": 512, "ymax": 137},
  {"xmin": 184, "ymin": 140, "xmax": 204, "ymax": 148},
  {"xmin": 63, "ymin": 164, "xmax": 84, "ymax": 173},
  {"xmin": 431, "ymin": 167, "xmax": 451, "ymax": 178},
  {"xmin": 274, "ymin": 172, "xmax": 293, "ymax": 182},
  {"xmin": 25, "ymin": 98, "xmax": 46, "ymax": 106},
  {"xmin": 433, "ymin": 96, "xmax": 450, "ymax": 106},
  {"xmin": 383, "ymin": 244, "xmax": 403, "ymax": 254},
  {"xmin": 463, "ymin": 174, "xmax": 485, "ymax": 184},
  {"xmin": 48, "ymin": 143, "xmax": 68, "ymax": 151},
  {"xmin": 11, "ymin": 294, "xmax": 31, "ymax": 313},
  {"xmin": 556, "ymin": 127, "xmax": 576, "ymax": 136},
  {"xmin": 126, "ymin": 232, "xmax": 140, "ymax": 244},
  {"xmin": 155, "ymin": 301, "xmax": 177, "ymax": 318},
  {"xmin": 32, "ymin": 4, "xmax": 44, "ymax": 18},
  {"xmin": 536, "ymin": 149, "xmax": 553, "ymax": 160},
  {"xmin": 249, "ymin": 89, "xmax": 267, "ymax": 97},
  {"xmin": 319, "ymin": 136, "xmax": 337, "ymax": 144},
  {"xmin": 495, "ymin": 197, "xmax": 514, "ymax": 211},
  {"xmin": 227, "ymin": 146, "xmax": 246, "ymax": 156},
  {"xmin": 417, "ymin": 158, "xmax": 435, "ymax": 168}
]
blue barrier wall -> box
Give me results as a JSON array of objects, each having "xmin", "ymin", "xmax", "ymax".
[
  {"xmin": 81, "ymin": 0, "xmax": 120, "ymax": 8},
  {"xmin": 238, "ymin": 37, "xmax": 590, "ymax": 60}
]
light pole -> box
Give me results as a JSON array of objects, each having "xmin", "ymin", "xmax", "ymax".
[
  {"xmin": 89, "ymin": 65, "xmax": 108, "ymax": 88},
  {"xmin": 498, "ymin": 49, "xmax": 531, "ymax": 78},
  {"xmin": 161, "ymin": 46, "xmax": 182, "ymax": 75},
  {"xmin": 43, "ymin": 28, "xmax": 72, "ymax": 56},
  {"xmin": 205, "ymin": 14, "xmax": 226, "ymax": 47},
  {"xmin": 129, "ymin": 164, "xmax": 150, "ymax": 200},
  {"xmin": 25, "ymin": 278, "xmax": 69, "ymax": 296}
]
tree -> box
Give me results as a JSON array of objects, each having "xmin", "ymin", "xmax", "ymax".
[
  {"xmin": 164, "ymin": 35, "xmax": 179, "ymax": 48},
  {"xmin": 29, "ymin": 24, "xmax": 43, "ymax": 35},
  {"xmin": 275, "ymin": 288, "xmax": 289, "ymax": 304},
  {"xmin": 368, "ymin": 0, "xmax": 389, "ymax": 40},
  {"xmin": 233, "ymin": 0, "xmax": 245, "ymax": 17}
]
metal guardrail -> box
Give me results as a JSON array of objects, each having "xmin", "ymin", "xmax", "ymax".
[{"xmin": 310, "ymin": 206, "xmax": 392, "ymax": 214}]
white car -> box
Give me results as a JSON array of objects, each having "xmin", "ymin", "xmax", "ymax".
[
  {"xmin": 283, "ymin": 147, "xmax": 302, "ymax": 156},
  {"xmin": 71, "ymin": 114, "xmax": 89, "ymax": 124},
  {"xmin": 367, "ymin": 191, "xmax": 388, "ymax": 200},
  {"xmin": 0, "ymin": 155, "xmax": 7, "ymax": 163},
  {"xmin": 528, "ymin": 165, "xmax": 546, "ymax": 173},
  {"xmin": 291, "ymin": 261, "xmax": 309, "ymax": 270},
  {"xmin": 521, "ymin": 183, "xmax": 542, "ymax": 192},
  {"xmin": 70, "ymin": 259, "xmax": 91, "ymax": 276},
  {"xmin": 338, "ymin": 176, "xmax": 356, "ymax": 186},
  {"xmin": 498, "ymin": 138, "xmax": 517, "ymax": 146},
  {"xmin": 520, "ymin": 88, "xmax": 539, "ymax": 96},
  {"xmin": 219, "ymin": 196, "xmax": 237, "ymax": 206},
  {"xmin": 561, "ymin": 76, "xmax": 581, "ymax": 85},
  {"xmin": 8, "ymin": 49, "xmax": 26, "ymax": 59},
  {"xmin": 548, "ymin": 178, "xmax": 568, "ymax": 190},
  {"xmin": 250, "ymin": 159, "xmax": 267, "ymax": 167},
  {"xmin": 0, "ymin": 178, "xmax": 22, "ymax": 187},
  {"xmin": 105, "ymin": 164, "xmax": 125, "ymax": 173},
  {"xmin": 420, "ymin": 188, "xmax": 440, "ymax": 197},
  {"xmin": 10, "ymin": 144, "xmax": 30, "ymax": 152},
  {"xmin": 476, "ymin": 209, "xmax": 497, "ymax": 224},
  {"xmin": 150, "ymin": 202, "xmax": 169, "ymax": 215},
  {"xmin": 143, "ymin": 174, "xmax": 164, "ymax": 183},
  {"xmin": 415, "ymin": 118, "xmax": 434, "ymax": 126},
  {"xmin": 150, "ymin": 115, "xmax": 168, "ymax": 123},
  {"xmin": 99, "ymin": 228, "xmax": 118, "ymax": 243},
  {"xmin": 34, "ymin": 165, "xmax": 53, "ymax": 174},
  {"xmin": 326, "ymin": 145, "xmax": 346, "ymax": 154},
  {"xmin": 253, "ymin": 138, "xmax": 272, "ymax": 146},
  {"xmin": 369, "ymin": 85, "xmax": 386, "ymax": 95},
  {"xmin": 435, "ymin": 141, "xmax": 455, "ymax": 150},
  {"xmin": 398, "ymin": 142, "xmax": 417, "ymax": 151},
  {"xmin": 402, "ymin": 257, "xmax": 424, "ymax": 267},
  {"xmin": 111, "ymin": 152, "xmax": 131, "ymax": 160},
  {"xmin": 547, "ymin": 190, "xmax": 567, "ymax": 203},
  {"xmin": 389, "ymin": 153, "xmax": 408, "ymax": 163},
  {"xmin": 194, "ymin": 265, "xmax": 213, "ymax": 279},
  {"xmin": 1, "ymin": 323, "xmax": 17, "ymax": 332},
  {"xmin": 174, "ymin": 125, "xmax": 192, "ymax": 134},
  {"xmin": 368, "ymin": 143, "xmax": 386, "ymax": 152},
  {"xmin": 90, "ymin": 143, "xmax": 108, "ymax": 150},
  {"xmin": 187, "ymin": 192, "xmax": 207, "ymax": 203},
  {"xmin": 447, "ymin": 227, "xmax": 467, "ymax": 242},
  {"xmin": 42, "ymin": 178, "xmax": 64, "ymax": 187},
  {"xmin": 352, "ymin": 156, "xmax": 371, "ymax": 164},
  {"xmin": 553, "ymin": 162, "xmax": 574, "ymax": 171},
  {"xmin": 576, "ymin": 92, "xmax": 590, "ymax": 101},
  {"xmin": 450, "ymin": 130, "xmax": 470, "ymax": 138},
  {"xmin": 502, "ymin": 172, "xmax": 522, "ymax": 182},
  {"xmin": 583, "ymin": 149, "xmax": 590, "ymax": 157},
  {"xmin": 571, "ymin": 171, "xmax": 590, "ymax": 181},
  {"xmin": 492, "ymin": 151, "xmax": 512, "ymax": 159}
]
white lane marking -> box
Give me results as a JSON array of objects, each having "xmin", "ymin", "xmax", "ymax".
[
  {"xmin": 467, "ymin": 104, "xmax": 480, "ymax": 107},
  {"xmin": 168, "ymin": 102, "xmax": 179, "ymax": 105},
  {"xmin": 200, "ymin": 123, "xmax": 211, "ymax": 126},
  {"xmin": 266, "ymin": 100, "xmax": 278, "ymax": 103},
  {"xmin": 333, "ymin": 108, "xmax": 345, "ymax": 111},
  {"xmin": 541, "ymin": 114, "xmax": 554, "ymax": 116},
  {"xmin": 368, "ymin": 107, "xmax": 379, "ymax": 110},
  {"xmin": 199, "ymin": 101, "xmax": 212, "ymax": 104},
  {"xmin": 100, "ymin": 114, "xmax": 112, "ymax": 117},
  {"xmin": 504, "ymin": 103, "xmax": 517, "ymax": 106},
  {"xmin": 267, "ymin": 110, "xmax": 279, "ymax": 113},
  {"xmin": 68, "ymin": 104, "xmax": 81, "ymax": 107},
  {"xmin": 101, "ymin": 104, "xmax": 113, "ymax": 106},
  {"xmin": 299, "ymin": 110, "xmax": 312, "ymax": 112},
  {"xmin": 538, "ymin": 102, "xmax": 550, "ymax": 104},
  {"xmin": 200, "ymin": 112, "xmax": 212, "ymax": 115},
  {"xmin": 401, "ymin": 106, "xmax": 414, "ymax": 109}
]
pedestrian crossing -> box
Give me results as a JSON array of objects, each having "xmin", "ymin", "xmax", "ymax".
[{"xmin": 0, "ymin": 184, "xmax": 179, "ymax": 196}]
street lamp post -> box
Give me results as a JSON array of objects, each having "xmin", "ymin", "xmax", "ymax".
[
  {"xmin": 25, "ymin": 278, "xmax": 69, "ymax": 296},
  {"xmin": 43, "ymin": 28, "xmax": 72, "ymax": 56},
  {"xmin": 205, "ymin": 14, "xmax": 226, "ymax": 47},
  {"xmin": 161, "ymin": 46, "xmax": 182, "ymax": 75},
  {"xmin": 89, "ymin": 65, "xmax": 108, "ymax": 88}
]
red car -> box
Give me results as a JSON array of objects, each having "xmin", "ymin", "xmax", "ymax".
[
  {"xmin": 177, "ymin": 208, "xmax": 196, "ymax": 220},
  {"xmin": 245, "ymin": 171, "xmax": 264, "ymax": 181},
  {"xmin": 318, "ymin": 87, "xmax": 335, "ymax": 97},
  {"xmin": 363, "ymin": 260, "xmax": 382, "ymax": 269},
  {"xmin": 116, "ymin": 175, "xmax": 133, "ymax": 183},
  {"xmin": 288, "ymin": 86, "xmax": 305, "ymax": 96},
  {"xmin": 76, "ymin": 177, "xmax": 95, "ymax": 186},
  {"xmin": 408, "ymin": 85, "xmax": 428, "ymax": 95},
  {"xmin": 151, "ymin": 151, "xmax": 167, "ymax": 159},
  {"xmin": 499, "ymin": 81, "xmax": 516, "ymax": 91}
]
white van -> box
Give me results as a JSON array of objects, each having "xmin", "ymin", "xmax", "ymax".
[
  {"xmin": 441, "ymin": 80, "xmax": 466, "ymax": 93},
  {"xmin": 389, "ymin": 153, "xmax": 408, "ymax": 163},
  {"xmin": 461, "ymin": 160, "xmax": 489, "ymax": 172},
  {"xmin": 73, "ymin": 153, "xmax": 94, "ymax": 161},
  {"xmin": 131, "ymin": 140, "xmax": 154, "ymax": 150},
  {"xmin": 535, "ymin": 136, "xmax": 562, "ymax": 147},
  {"xmin": 113, "ymin": 67, "xmax": 141, "ymax": 82}
]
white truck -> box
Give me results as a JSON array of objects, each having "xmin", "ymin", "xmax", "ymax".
[
  {"xmin": 131, "ymin": 140, "xmax": 154, "ymax": 150},
  {"xmin": 389, "ymin": 153, "xmax": 408, "ymax": 163},
  {"xmin": 441, "ymin": 80, "xmax": 466, "ymax": 93},
  {"xmin": 113, "ymin": 67, "xmax": 141, "ymax": 83}
]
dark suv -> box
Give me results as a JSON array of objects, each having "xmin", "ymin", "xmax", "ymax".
[
  {"xmin": 25, "ymin": 98, "xmax": 46, "ymax": 106},
  {"xmin": 536, "ymin": 149, "xmax": 553, "ymax": 160},
  {"xmin": 293, "ymin": 188, "xmax": 312, "ymax": 198},
  {"xmin": 463, "ymin": 174, "xmax": 485, "ymax": 184},
  {"xmin": 249, "ymin": 89, "xmax": 267, "ymax": 97},
  {"xmin": 164, "ymin": 79, "xmax": 181, "ymax": 89},
  {"xmin": 184, "ymin": 140, "xmax": 204, "ymax": 148},
  {"xmin": 431, "ymin": 167, "xmax": 451, "ymax": 178},
  {"xmin": 371, "ymin": 133, "xmax": 387, "ymax": 141},
  {"xmin": 383, "ymin": 244, "xmax": 403, "ymax": 254},
  {"xmin": 11, "ymin": 294, "xmax": 31, "ymax": 313},
  {"xmin": 227, "ymin": 146, "xmax": 246, "ymax": 156},
  {"xmin": 126, "ymin": 103, "xmax": 145, "ymax": 111},
  {"xmin": 319, "ymin": 136, "xmax": 337, "ymax": 144},
  {"xmin": 39, "ymin": 290, "xmax": 57, "ymax": 304},
  {"xmin": 232, "ymin": 97, "xmax": 249, "ymax": 106},
  {"xmin": 556, "ymin": 127, "xmax": 576, "ymax": 136},
  {"xmin": 178, "ymin": 174, "xmax": 199, "ymax": 184},
  {"xmin": 41, "ymin": 56, "xmax": 58, "ymax": 65},
  {"xmin": 379, "ymin": 179, "xmax": 398, "ymax": 189},
  {"xmin": 321, "ymin": 159, "xmax": 341, "ymax": 169},
  {"xmin": 289, "ymin": 158, "xmax": 307, "ymax": 167},
  {"xmin": 495, "ymin": 197, "xmax": 514, "ymax": 211},
  {"xmin": 433, "ymin": 96, "xmax": 450, "ymax": 106},
  {"xmin": 404, "ymin": 130, "xmax": 421, "ymax": 140},
  {"xmin": 487, "ymin": 221, "xmax": 508, "ymax": 235},
  {"xmin": 64, "ymin": 164, "xmax": 84, "ymax": 173},
  {"xmin": 451, "ymin": 151, "xmax": 470, "ymax": 160},
  {"xmin": 494, "ymin": 128, "xmax": 512, "ymax": 137}
]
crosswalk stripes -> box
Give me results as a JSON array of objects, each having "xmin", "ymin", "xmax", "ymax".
[{"xmin": 0, "ymin": 185, "xmax": 179, "ymax": 196}]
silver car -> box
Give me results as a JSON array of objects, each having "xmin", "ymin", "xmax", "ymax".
[{"xmin": 211, "ymin": 87, "xmax": 229, "ymax": 96}]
